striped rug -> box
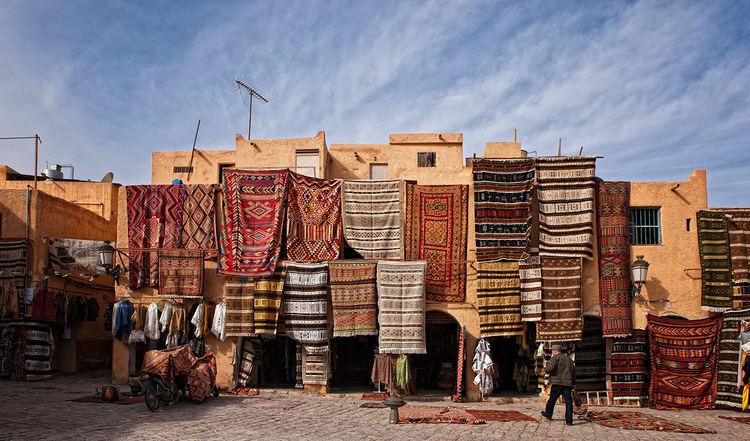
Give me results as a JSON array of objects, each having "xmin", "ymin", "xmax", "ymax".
[
  {"xmin": 342, "ymin": 180, "xmax": 403, "ymax": 259},
  {"xmin": 283, "ymin": 263, "xmax": 329, "ymax": 353},
  {"xmin": 574, "ymin": 318, "xmax": 606, "ymax": 390},
  {"xmin": 716, "ymin": 210, "xmax": 750, "ymax": 308},
  {"xmin": 472, "ymin": 158, "xmax": 535, "ymax": 261},
  {"xmin": 253, "ymin": 266, "xmax": 287, "ymax": 334},
  {"xmin": 535, "ymin": 157, "xmax": 596, "ymax": 259},
  {"xmin": 697, "ymin": 210, "xmax": 733, "ymax": 311},
  {"xmin": 158, "ymin": 249, "xmax": 204, "ymax": 297},
  {"xmin": 610, "ymin": 330, "xmax": 649, "ymax": 405},
  {"xmin": 224, "ymin": 282, "xmax": 255, "ymax": 337},
  {"xmin": 377, "ymin": 261, "xmax": 427, "ymax": 354},
  {"xmin": 519, "ymin": 248, "xmax": 542, "ymax": 322},
  {"xmin": 536, "ymin": 257, "xmax": 583, "ymax": 342},
  {"xmin": 0, "ymin": 239, "xmax": 29, "ymax": 310},
  {"xmin": 302, "ymin": 347, "xmax": 330, "ymax": 385},
  {"xmin": 716, "ymin": 308, "xmax": 750, "ymax": 409},
  {"xmin": 329, "ymin": 261, "xmax": 378, "ymax": 337},
  {"xmin": 477, "ymin": 262, "xmax": 523, "ymax": 337}
]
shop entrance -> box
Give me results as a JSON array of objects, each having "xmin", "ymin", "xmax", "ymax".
[
  {"xmin": 245, "ymin": 335, "xmax": 297, "ymax": 388},
  {"xmin": 575, "ymin": 316, "xmax": 606, "ymax": 391},
  {"xmin": 330, "ymin": 336, "xmax": 377, "ymax": 390},
  {"xmin": 411, "ymin": 311, "xmax": 459, "ymax": 394}
]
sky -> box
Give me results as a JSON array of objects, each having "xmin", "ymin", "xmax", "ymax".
[{"xmin": 0, "ymin": 0, "xmax": 748, "ymax": 206}]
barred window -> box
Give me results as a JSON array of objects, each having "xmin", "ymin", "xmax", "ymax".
[
  {"xmin": 173, "ymin": 166, "xmax": 194, "ymax": 174},
  {"xmin": 630, "ymin": 208, "xmax": 661, "ymax": 245},
  {"xmin": 417, "ymin": 152, "xmax": 436, "ymax": 167}
]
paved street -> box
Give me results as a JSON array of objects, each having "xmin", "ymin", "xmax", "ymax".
[{"xmin": 0, "ymin": 372, "xmax": 746, "ymax": 440}]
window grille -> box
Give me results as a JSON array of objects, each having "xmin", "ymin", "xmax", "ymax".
[
  {"xmin": 173, "ymin": 166, "xmax": 194, "ymax": 174},
  {"xmin": 417, "ymin": 152, "xmax": 436, "ymax": 167},
  {"xmin": 630, "ymin": 208, "xmax": 661, "ymax": 245}
]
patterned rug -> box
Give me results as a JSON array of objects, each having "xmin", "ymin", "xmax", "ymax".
[
  {"xmin": 302, "ymin": 346, "xmax": 329, "ymax": 385},
  {"xmin": 697, "ymin": 210, "xmax": 733, "ymax": 311},
  {"xmin": 283, "ymin": 263, "xmax": 329, "ymax": 353},
  {"xmin": 610, "ymin": 330, "xmax": 649, "ymax": 405},
  {"xmin": 720, "ymin": 210, "xmax": 750, "ymax": 308},
  {"xmin": 477, "ymin": 262, "xmax": 523, "ymax": 337},
  {"xmin": 220, "ymin": 169, "xmax": 288, "ymax": 277},
  {"xmin": 718, "ymin": 415, "xmax": 750, "ymax": 424},
  {"xmin": 181, "ymin": 184, "xmax": 217, "ymax": 256},
  {"xmin": 253, "ymin": 266, "xmax": 287, "ymax": 334},
  {"xmin": 126, "ymin": 185, "xmax": 185, "ymax": 290},
  {"xmin": 648, "ymin": 314, "xmax": 722, "ymax": 409},
  {"xmin": 472, "ymin": 158, "xmax": 535, "ymax": 261},
  {"xmin": 597, "ymin": 181, "xmax": 633, "ymax": 337},
  {"xmin": 328, "ymin": 261, "xmax": 378, "ymax": 337},
  {"xmin": 465, "ymin": 409, "xmax": 537, "ymax": 422},
  {"xmin": 535, "ymin": 157, "xmax": 596, "ymax": 259},
  {"xmin": 286, "ymin": 172, "xmax": 342, "ymax": 262},
  {"xmin": 404, "ymin": 183, "xmax": 468, "ymax": 303},
  {"xmin": 158, "ymin": 249, "xmax": 204, "ymax": 297},
  {"xmin": 224, "ymin": 282, "xmax": 255, "ymax": 337},
  {"xmin": 342, "ymin": 180, "xmax": 403, "ymax": 259},
  {"xmin": 0, "ymin": 239, "xmax": 29, "ymax": 311},
  {"xmin": 519, "ymin": 248, "xmax": 542, "ymax": 322},
  {"xmin": 574, "ymin": 319, "xmax": 606, "ymax": 390},
  {"xmin": 19, "ymin": 321, "xmax": 53, "ymax": 380},
  {"xmin": 716, "ymin": 308, "xmax": 750, "ymax": 409},
  {"xmin": 536, "ymin": 257, "xmax": 583, "ymax": 342},
  {"xmin": 398, "ymin": 406, "xmax": 485, "ymax": 425},
  {"xmin": 583, "ymin": 410, "xmax": 715, "ymax": 433},
  {"xmin": 377, "ymin": 261, "xmax": 427, "ymax": 354},
  {"xmin": 451, "ymin": 326, "xmax": 465, "ymax": 403},
  {"xmin": 361, "ymin": 392, "xmax": 389, "ymax": 400}
]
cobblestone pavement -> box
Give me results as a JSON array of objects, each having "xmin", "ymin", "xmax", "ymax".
[{"xmin": 0, "ymin": 372, "xmax": 747, "ymax": 440}]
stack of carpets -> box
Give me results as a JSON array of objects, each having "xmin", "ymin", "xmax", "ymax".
[
  {"xmin": 476, "ymin": 262, "xmax": 523, "ymax": 337},
  {"xmin": 596, "ymin": 181, "xmax": 633, "ymax": 337},
  {"xmin": 286, "ymin": 172, "xmax": 342, "ymax": 262},
  {"xmin": 158, "ymin": 249, "xmax": 204, "ymax": 298},
  {"xmin": 220, "ymin": 169, "xmax": 288, "ymax": 277},
  {"xmin": 573, "ymin": 319, "xmax": 606, "ymax": 390},
  {"xmin": 328, "ymin": 261, "xmax": 378, "ymax": 337},
  {"xmin": 283, "ymin": 263, "xmax": 329, "ymax": 353},
  {"xmin": 648, "ymin": 314, "xmax": 722, "ymax": 409},
  {"xmin": 224, "ymin": 282, "xmax": 255, "ymax": 337},
  {"xmin": 519, "ymin": 248, "xmax": 542, "ymax": 322},
  {"xmin": 472, "ymin": 158, "xmax": 535, "ymax": 261},
  {"xmin": 404, "ymin": 183, "xmax": 468, "ymax": 303},
  {"xmin": 536, "ymin": 257, "xmax": 583, "ymax": 342},
  {"xmin": 610, "ymin": 330, "xmax": 649, "ymax": 405},
  {"xmin": 342, "ymin": 180, "xmax": 403, "ymax": 259},
  {"xmin": 697, "ymin": 210, "xmax": 733, "ymax": 311},
  {"xmin": 253, "ymin": 266, "xmax": 287, "ymax": 334},
  {"xmin": 377, "ymin": 261, "xmax": 427, "ymax": 354},
  {"xmin": 716, "ymin": 308, "xmax": 750, "ymax": 409},
  {"xmin": 8, "ymin": 321, "xmax": 53, "ymax": 381}
]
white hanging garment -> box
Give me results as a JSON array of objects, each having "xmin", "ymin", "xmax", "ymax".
[
  {"xmin": 472, "ymin": 338, "xmax": 494, "ymax": 399},
  {"xmin": 211, "ymin": 302, "xmax": 227, "ymax": 342},
  {"xmin": 160, "ymin": 301, "xmax": 173, "ymax": 332},
  {"xmin": 144, "ymin": 302, "xmax": 161, "ymax": 341},
  {"xmin": 191, "ymin": 303, "xmax": 204, "ymax": 338}
]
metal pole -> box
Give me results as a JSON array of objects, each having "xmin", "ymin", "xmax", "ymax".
[
  {"xmin": 248, "ymin": 94, "xmax": 253, "ymax": 141},
  {"xmin": 34, "ymin": 134, "xmax": 39, "ymax": 190}
]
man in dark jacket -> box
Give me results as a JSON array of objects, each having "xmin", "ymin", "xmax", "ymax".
[{"xmin": 540, "ymin": 344, "xmax": 575, "ymax": 425}]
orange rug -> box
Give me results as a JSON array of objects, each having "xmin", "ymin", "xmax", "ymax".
[
  {"xmin": 398, "ymin": 405, "xmax": 485, "ymax": 424},
  {"xmin": 465, "ymin": 409, "xmax": 538, "ymax": 422}
]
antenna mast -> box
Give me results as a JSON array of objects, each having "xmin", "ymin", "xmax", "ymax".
[{"xmin": 235, "ymin": 77, "xmax": 269, "ymax": 141}]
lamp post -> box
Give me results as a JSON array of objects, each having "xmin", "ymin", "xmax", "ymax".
[
  {"xmin": 631, "ymin": 255, "xmax": 650, "ymax": 297},
  {"xmin": 98, "ymin": 242, "xmax": 121, "ymax": 284}
]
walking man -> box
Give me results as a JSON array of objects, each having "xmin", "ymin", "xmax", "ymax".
[{"xmin": 540, "ymin": 344, "xmax": 575, "ymax": 426}]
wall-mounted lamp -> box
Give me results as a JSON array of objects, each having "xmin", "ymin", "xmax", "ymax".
[
  {"xmin": 98, "ymin": 241, "xmax": 124, "ymax": 285},
  {"xmin": 631, "ymin": 255, "xmax": 650, "ymax": 297}
]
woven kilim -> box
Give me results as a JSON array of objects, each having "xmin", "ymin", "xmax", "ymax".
[
  {"xmin": 158, "ymin": 249, "xmax": 203, "ymax": 297},
  {"xmin": 610, "ymin": 330, "xmax": 649, "ymax": 404},
  {"xmin": 648, "ymin": 314, "xmax": 722, "ymax": 409},
  {"xmin": 716, "ymin": 308, "xmax": 750, "ymax": 409},
  {"xmin": 342, "ymin": 180, "xmax": 403, "ymax": 259},
  {"xmin": 21, "ymin": 321, "xmax": 53, "ymax": 380},
  {"xmin": 536, "ymin": 257, "xmax": 583, "ymax": 342},
  {"xmin": 253, "ymin": 266, "xmax": 287, "ymax": 334},
  {"xmin": 224, "ymin": 282, "xmax": 255, "ymax": 337},
  {"xmin": 472, "ymin": 158, "xmax": 535, "ymax": 261},
  {"xmin": 697, "ymin": 210, "xmax": 733, "ymax": 311},
  {"xmin": 573, "ymin": 319, "xmax": 606, "ymax": 390},
  {"xmin": 584, "ymin": 410, "xmax": 715, "ymax": 434},
  {"xmin": 287, "ymin": 172, "xmax": 342, "ymax": 262},
  {"xmin": 451, "ymin": 326, "xmax": 465, "ymax": 402},
  {"xmin": 535, "ymin": 157, "xmax": 596, "ymax": 259},
  {"xmin": 519, "ymin": 248, "xmax": 542, "ymax": 322},
  {"xmin": 220, "ymin": 169, "xmax": 288, "ymax": 277},
  {"xmin": 377, "ymin": 261, "xmax": 427, "ymax": 354},
  {"xmin": 725, "ymin": 210, "xmax": 750, "ymax": 284},
  {"xmin": 302, "ymin": 346, "xmax": 329, "ymax": 385},
  {"xmin": 328, "ymin": 261, "xmax": 378, "ymax": 337},
  {"xmin": 283, "ymin": 263, "xmax": 329, "ymax": 353},
  {"xmin": 126, "ymin": 185, "xmax": 185, "ymax": 290},
  {"xmin": 404, "ymin": 183, "xmax": 468, "ymax": 303},
  {"xmin": 597, "ymin": 181, "xmax": 633, "ymax": 337},
  {"xmin": 477, "ymin": 262, "xmax": 523, "ymax": 337},
  {"xmin": 181, "ymin": 184, "xmax": 217, "ymax": 256},
  {"xmin": 0, "ymin": 239, "xmax": 28, "ymax": 310}
]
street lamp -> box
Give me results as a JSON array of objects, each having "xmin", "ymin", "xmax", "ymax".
[
  {"xmin": 631, "ymin": 255, "xmax": 650, "ymax": 297},
  {"xmin": 98, "ymin": 241, "xmax": 122, "ymax": 284}
]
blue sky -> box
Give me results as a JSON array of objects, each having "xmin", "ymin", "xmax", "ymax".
[{"xmin": 0, "ymin": 1, "xmax": 748, "ymax": 206}]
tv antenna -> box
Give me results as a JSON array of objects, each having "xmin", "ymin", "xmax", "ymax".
[{"xmin": 235, "ymin": 76, "xmax": 268, "ymax": 141}]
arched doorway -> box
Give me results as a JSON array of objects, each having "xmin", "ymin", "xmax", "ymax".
[{"xmin": 411, "ymin": 310, "xmax": 459, "ymax": 394}]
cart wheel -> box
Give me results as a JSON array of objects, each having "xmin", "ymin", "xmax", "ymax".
[
  {"xmin": 144, "ymin": 382, "xmax": 160, "ymax": 412},
  {"xmin": 213, "ymin": 387, "xmax": 219, "ymax": 398}
]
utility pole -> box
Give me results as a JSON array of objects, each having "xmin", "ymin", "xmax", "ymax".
[
  {"xmin": 235, "ymin": 77, "xmax": 269, "ymax": 141},
  {"xmin": 0, "ymin": 134, "xmax": 42, "ymax": 189}
]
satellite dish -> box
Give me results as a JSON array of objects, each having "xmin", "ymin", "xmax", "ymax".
[{"xmin": 100, "ymin": 172, "xmax": 114, "ymax": 183}]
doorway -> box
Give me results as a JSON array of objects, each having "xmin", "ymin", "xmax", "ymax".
[
  {"xmin": 330, "ymin": 336, "xmax": 377, "ymax": 390},
  {"xmin": 574, "ymin": 317, "xmax": 606, "ymax": 391},
  {"xmin": 411, "ymin": 311, "xmax": 459, "ymax": 393}
]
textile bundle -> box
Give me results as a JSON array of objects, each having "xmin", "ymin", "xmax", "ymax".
[
  {"xmin": 377, "ymin": 261, "xmax": 427, "ymax": 354},
  {"xmin": 302, "ymin": 347, "xmax": 329, "ymax": 385},
  {"xmin": 181, "ymin": 184, "xmax": 217, "ymax": 255},
  {"xmin": 158, "ymin": 249, "xmax": 204, "ymax": 297},
  {"xmin": 0, "ymin": 321, "xmax": 53, "ymax": 381},
  {"xmin": 253, "ymin": 266, "xmax": 287, "ymax": 334},
  {"xmin": 697, "ymin": 210, "xmax": 733, "ymax": 311},
  {"xmin": 573, "ymin": 319, "xmax": 606, "ymax": 390},
  {"xmin": 477, "ymin": 262, "xmax": 523, "ymax": 337},
  {"xmin": 519, "ymin": 248, "xmax": 542, "ymax": 322},
  {"xmin": 404, "ymin": 183, "xmax": 468, "ymax": 303},
  {"xmin": 648, "ymin": 314, "xmax": 722, "ymax": 409},
  {"xmin": 472, "ymin": 158, "xmax": 535, "ymax": 261},
  {"xmin": 342, "ymin": 180, "xmax": 403, "ymax": 259},
  {"xmin": 224, "ymin": 282, "xmax": 255, "ymax": 337},
  {"xmin": 596, "ymin": 181, "xmax": 633, "ymax": 337},
  {"xmin": 328, "ymin": 261, "xmax": 378, "ymax": 337},
  {"xmin": 0, "ymin": 239, "xmax": 29, "ymax": 310},
  {"xmin": 610, "ymin": 330, "xmax": 649, "ymax": 405},
  {"xmin": 716, "ymin": 308, "xmax": 750, "ymax": 409},
  {"xmin": 535, "ymin": 157, "xmax": 596, "ymax": 259},
  {"xmin": 283, "ymin": 263, "xmax": 329, "ymax": 353},
  {"xmin": 286, "ymin": 172, "xmax": 342, "ymax": 262},
  {"xmin": 536, "ymin": 257, "xmax": 583, "ymax": 342}
]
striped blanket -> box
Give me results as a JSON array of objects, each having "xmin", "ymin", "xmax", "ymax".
[
  {"xmin": 302, "ymin": 347, "xmax": 330, "ymax": 386},
  {"xmin": 286, "ymin": 172, "xmax": 342, "ymax": 262},
  {"xmin": 377, "ymin": 261, "xmax": 427, "ymax": 354},
  {"xmin": 329, "ymin": 261, "xmax": 378, "ymax": 337},
  {"xmin": 283, "ymin": 263, "xmax": 330, "ymax": 353},
  {"xmin": 519, "ymin": 248, "xmax": 542, "ymax": 322},
  {"xmin": 716, "ymin": 309, "xmax": 750, "ymax": 409},
  {"xmin": 574, "ymin": 319, "xmax": 606, "ymax": 390},
  {"xmin": 158, "ymin": 249, "xmax": 204, "ymax": 297},
  {"xmin": 536, "ymin": 257, "xmax": 583, "ymax": 342},
  {"xmin": 342, "ymin": 180, "xmax": 403, "ymax": 259},
  {"xmin": 610, "ymin": 330, "xmax": 649, "ymax": 405},
  {"xmin": 224, "ymin": 282, "xmax": 255, "ymax": 337},
  {"xmin": 253, "ymin": 266, "xmax": 287, "ymax": 334},
  {"xmin": 717, "ymin": 210, "xmax": 750, "ymax": 308},
  {"xmin": 477, "ymin": 262, "xmax": 523, "ymax": 337},
  {"xmin": 697, "ymin": 210, "xmax": 733, "ymax": 311}
]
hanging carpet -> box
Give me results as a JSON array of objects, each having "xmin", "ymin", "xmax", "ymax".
[
  {"xmin": 286, "ymin": 172, "xmax": 342, "ymax": 262},
  {"xmin": 573, "ymin": 319, "xmax": 606, "ymax": 390},
  {"xmin": 536, "ymin": 257, "xmax": 583, "ymax": 342},
  {"xmin": 253, "ymin": 266, "xmax": 287, "ymax": 335},
  {"xmin": 158, "ymin": 249, "xmax": 204, "ymax": 297},
  {"xmin": 283, "ymin": 263, "xmax": 329, "ymax": 353},
  {"xmin": 648, "ymin": 314, "xmax": 722, "ymax": 409},
  {"xmin": 610, "ymin": 330, "xmax": 649, "ymax": 405},
  {"xmin": 377, "ymin": 261, "xmax": 427, "ymax": 354},
  {"xmin": 328, "ymin": 260, "xmax": 378, "ymax": 337},
  {"xmin": 519, "ymin": 248, "xmax": 542, "ymax": 322},
  {"xmin": 451, "ymin": 326, "xmax": 465, "ymax": 403},
  {"xmin": 477, "ymin": 262, "xmax": 523, "ymax": 337},
  {"xmin": 404, "ymin": 183, "xmax": 468, "ymax": 303},
  {"xmin": 472, "ymin": 158, "xmax": 535, "ymax": 261},
  {"xmin": 0, "ymin": 239, "xmax": 29, "ymax": 311},
  {"xmin": 342, "ymin": 180, "xmax": 403, "ymax": 259},
  {"xmin": 181, "ymin": 184, "xmax": 217, "ymax": 256},
  {"xmin": 716, "ymin": 308, "xmax": 750, "ymax": 409},
  {"xmin": 224, "ymin": 282, "xmax": 255, "ymax": 337},
  {"xmin": 697, "ymin": 210, "xmax": 733, "ymax": 311},
  {"xmin": 719, "ymin": 210, "xmax": 750, "ymax": 308}
]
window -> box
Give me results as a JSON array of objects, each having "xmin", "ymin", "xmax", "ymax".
[
  {"xmin": 296, "ymin": 149, "xmax": 319, "ymax": 178},
  {"xmin": 218, "ymin": 163, "xmax": 235, "ymax": 184},
  {"xmin": 417, "ymin": 152, "xmax": 436, "ymax": 167},
  {"xmin": 370, "ymin": 164, "xmax": 388, "ymax": 180},
  {"xmin": 173, "ymin": 166, "xmax": 194, "ymax": 174},
  {"xmin": 630, "ymin": 208, "xmax": 661, "ymax": 245}
]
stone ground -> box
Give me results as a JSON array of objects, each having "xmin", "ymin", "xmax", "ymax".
[{"xmin": 0, "ymin": 372, "xmax": 747, "ymax": 440}]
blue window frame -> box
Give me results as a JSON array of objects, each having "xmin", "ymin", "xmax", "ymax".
[{"xmin": 630, "ymin": 208, "xmax": 661, "ymax": 245}]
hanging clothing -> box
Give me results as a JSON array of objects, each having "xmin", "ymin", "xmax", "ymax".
[
  {"xmin": 211, "ymin": 302, "xmax": 226, "ymax": 342},
  {"xmin": 166, "ymin": 305, "xmax": 185, "ymax": 348},
  {"xmin": 159, "ymin": 301, "xmax": 173, "ymax": 332},
  {"xmin": 0, "ymin": 283, "xmax": 18, "ymax": 319},
  {"xmin": 396, "ymin": 354, "xmax": 411, "ymax": 392},
  {"xmin": 191, "ymin": 303, "xmax": 205, "ymax": 338},
  {"xmin": 371, "ymin": 354, "xmax": 395, "ymax": 391},
  {"xmin": 113, "ymin": 300, "xmax": 133, "ymax": 340},
  {"xmin": 201, "ymin": 303, "xmax": 213, "ymax": 338},
  {"xmin": 473, "ymin": 338, "xmax": 494, "ymax": 399},
  {"xmin": 144, "ymin": 303, "xmax": 161, "ymax": 341},
  {"xmin": 103, "ymin": 302, "xmax": 114, "ymax": 331}
]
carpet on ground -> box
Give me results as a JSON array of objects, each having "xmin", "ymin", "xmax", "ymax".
[
  {"xmin": 465, "ymin": 409, "xmax": 537, "ymax": 422},
  {"xmin": 718, "ymin": 415, "xmax": 750, "ymax": 424},
  {"xmin": 583, "ymin": 410, "xmax": 715, "ymax": 433},
  {"xmin": 398, "ymin": 405, "xmax": 485, "ymax": 424},
  {"xmin": 70, "ymin": 394, "xmax": 144, "ymax": 405}
]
